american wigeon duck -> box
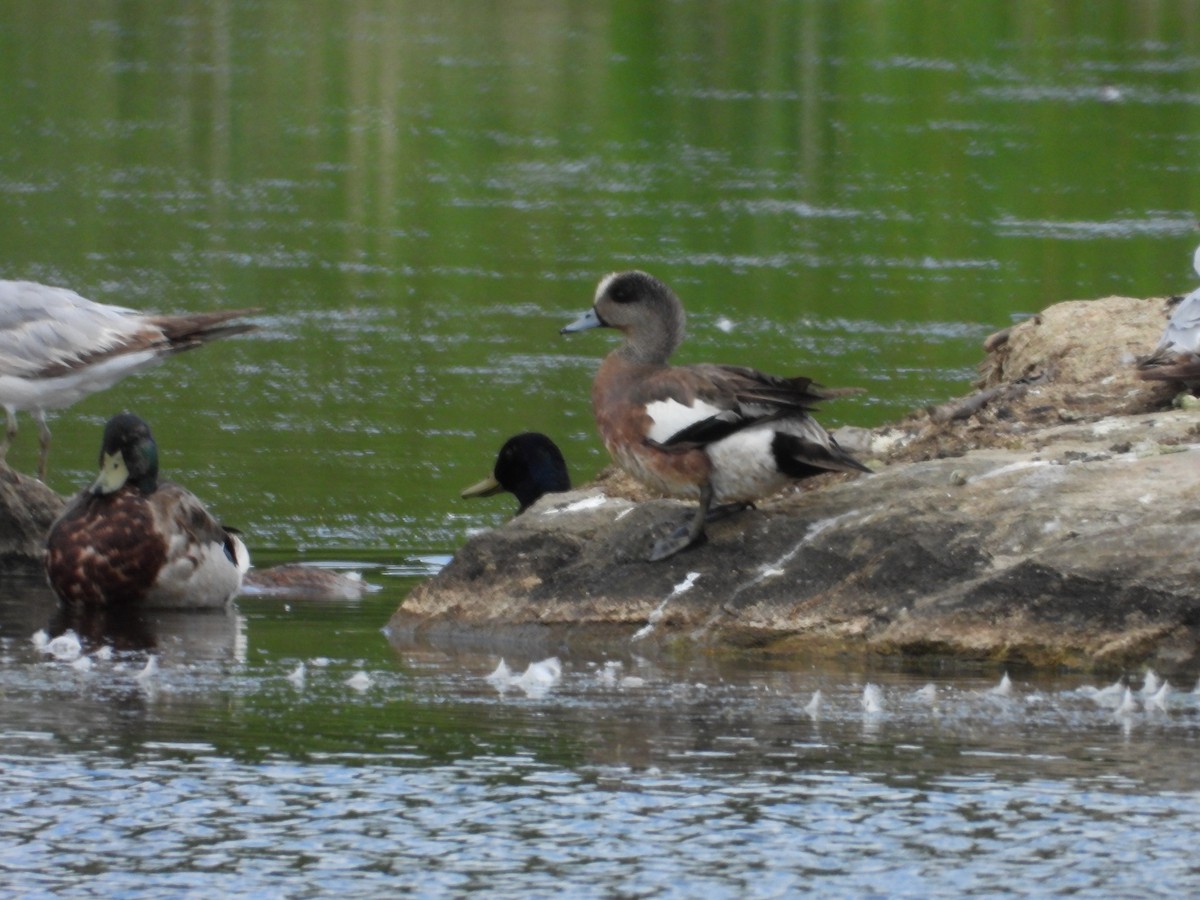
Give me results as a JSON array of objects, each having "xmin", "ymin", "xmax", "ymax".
[
  {"xmin": 1138, "ymin": 244, "xmax": 1200, "ymax": 385},
  {"xmin": 0, "ymin": 280, "xmax": 258, "ymax": 479},
  {"xmin": 45, "ymin": 412, "xmax": 250, "ymax": 609},
  {"xmin": 561, "ymin": 270, "xmax": 870, "ymax": 561},
  {"xmin": 461, "ymin": 432, "xmax": 571, "ymax": 514}
]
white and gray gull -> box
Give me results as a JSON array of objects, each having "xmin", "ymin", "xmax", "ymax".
[{"xmin": 0, "ymin": 280, "xmax": 258, "ymax": 479}]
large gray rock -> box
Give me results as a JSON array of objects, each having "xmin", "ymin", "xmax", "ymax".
[
  {"xmin": 390, "ymin": 296, "xmax": 1200, "ymax": 673},
  {"xmin": 0, "ymin": 468, "xmax": 64, "ymax": 573}
]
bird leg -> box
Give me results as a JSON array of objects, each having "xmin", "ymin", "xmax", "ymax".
[
  {"xmin": 650, "ymin": 482, "xmax": 713, "ymax": 562},
  {"xmin": 706, "ymin": 501, "xmax": 753, "ymax": 523},
  {"xmin": 34, "ymin": 411, "xmax": 50, "ymax": 481},
  {"xmin": 0, "ymin": 408, "xmax": 16, "ymax": 469}
]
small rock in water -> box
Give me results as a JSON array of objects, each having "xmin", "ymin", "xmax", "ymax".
[{"xmin": 862, "ymin": 683, "xmax": 884, "ymax": 714}]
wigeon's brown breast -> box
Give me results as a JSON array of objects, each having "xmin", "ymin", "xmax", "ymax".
[
  {"xmin": 590, "ymin": 354, "xmax": 711, "ymax": 498},
  {"xmin": 45, "ymin": 490, "xmax": 169, "ymax": 607}
]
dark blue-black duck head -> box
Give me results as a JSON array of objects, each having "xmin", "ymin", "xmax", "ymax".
[{"xmin": 462, "ymin": 432, "xmax": 570, "ymax": 514}]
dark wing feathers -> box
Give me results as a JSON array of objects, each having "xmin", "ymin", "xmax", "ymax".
[
  {"xmin": 153, "ymin": 482, "xmax": 238, "ymax": 548},
  {"xmin": 649, "ymin": 364, "xmax": 857, "ymax": 449},
  {"xmin": 145, "ymin": 308, "xmax": 261, "ymax": 353}
]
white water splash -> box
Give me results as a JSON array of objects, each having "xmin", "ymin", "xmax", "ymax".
[
  {"xmin": 1149, "ymin": 680, "xmax": 1172, "ymax": 712},
  {"xmin": 514, "ymin": 657, "xmax": 562, "ymax": 698},
  {"xmin": 346, "ymin": 670, "xmax": 373, "ymax": 692},
  {"xmin": 486, "ymin": 659, "xmax": 514, "ymax": 690},
  {"xmin": 804, "ymin": 690, "xmax": 822, "ymax": 719},
  {"xmin": 1115, "ymin": 687, "xmax": 1138, "ymax": 716},
  {"xmin": 136, "ymin": 655, "xmax": 159, "ymax": 681},
  {"xmin": 990, "ymin": 672, "xmax": 1013, "ymax": 696},
  {"xmin": 45, "ymin": 632, "xmax": 82, "ymax": 662},
  {"xmin": 862, "ymin": 684, "xmax": 885, "ymax": 714},
  {"xmin": 287, "ymin": 662, "xmax": 307, "ymax": 688}
]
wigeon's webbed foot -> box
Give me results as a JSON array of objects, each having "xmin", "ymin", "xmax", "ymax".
[
  {"xmin": 648, "ymin": 484, "xmax": 713, "ymax": 562},
  {"xmin": 650, "ymin": 523, "xmax": 707, "ymax": 561}
]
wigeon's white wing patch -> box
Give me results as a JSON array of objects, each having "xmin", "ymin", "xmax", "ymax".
[{"xmin": 644, "ymin": 397, "xmax": 727, "ymax": 444}]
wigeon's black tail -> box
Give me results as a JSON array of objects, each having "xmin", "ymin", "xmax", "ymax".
[{"xmin": 772, "ymin": 431, "xmax": 872, "ymax": 480}]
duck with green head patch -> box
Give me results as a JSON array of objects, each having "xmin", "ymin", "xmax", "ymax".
[
  {"xmin": 462, "ymin": 432, "xmax": 571, "ymax": 514},
  {"xmin": 45, "ymin": 412, "xmax": 249, "ymax": 609}
]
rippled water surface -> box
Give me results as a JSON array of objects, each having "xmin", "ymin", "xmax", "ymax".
[
  {"xmin": 5, "ymin": 577, "xmax": 1200, "ymax": 897},
  {"xmin": 4, "ymin": 2, "xmax": 1200, "ymax": 895}
]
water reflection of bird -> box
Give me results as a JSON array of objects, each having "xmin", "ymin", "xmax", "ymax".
[
  {"xmin": 45, "ymin": 412, "xmax": 249, "ymax": 609},
  {"xmin": 461, "ymin": 432, "xmax": 571, "ymax": 514},
  {"xmin": 562, "ymin": 271, "xmax": 870, "ymax": 561},
  {"xmin": 1137, "ymin": 244, "xmax": 1200, "ymax": 386},
  {"xmin": 0, "ymin": 280, "xmax": 257, "ymax": 479}
]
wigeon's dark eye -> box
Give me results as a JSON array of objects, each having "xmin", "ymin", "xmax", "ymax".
[{"xmin": 609, "ymin": 277, "xmax": 641, "ymax": 303}]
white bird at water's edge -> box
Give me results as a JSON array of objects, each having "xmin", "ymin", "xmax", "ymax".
[
  {"xmin": 0, "ymin": 280, "xmax": 258, "ymax": 479},
  {"xmin": 1137, "ymin": 243, "xmax": 1200, "ymax": 382}
]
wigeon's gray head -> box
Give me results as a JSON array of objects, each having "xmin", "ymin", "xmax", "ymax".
[{"xmin": 562, "ymin": 271, "xmax": 686, "ymax": 364}]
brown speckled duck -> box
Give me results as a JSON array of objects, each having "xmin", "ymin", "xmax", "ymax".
[{"xmin": 45, "ymin": 412, "xmax": 249, "ymax": 609}]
